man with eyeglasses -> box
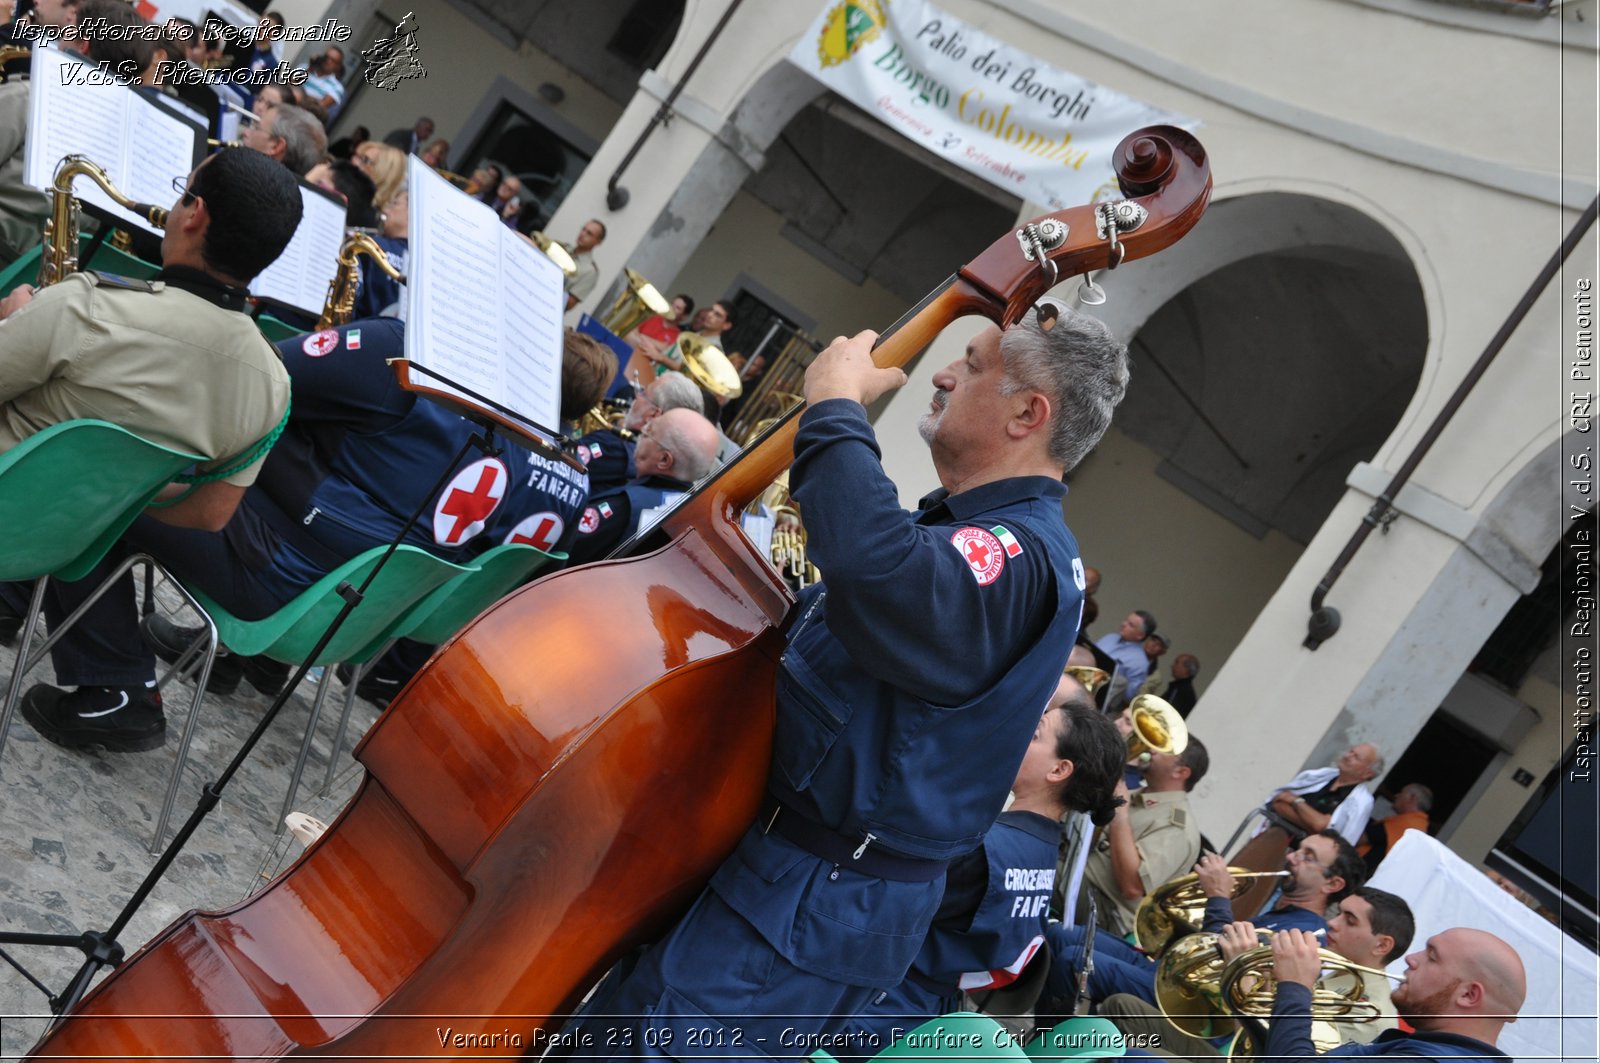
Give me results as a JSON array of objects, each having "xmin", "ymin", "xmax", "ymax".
[
  {"xmin": 573, "ymin": 370, "xmax": 706, "ymax": 493},
  {"xmin": 240, "ymin": 101, "xmax": 326, "ymax": 177},
  {"xmin": 563, "ymin": 406, "xmax": 722, "ymax": 567},
  {"xmin": 1040, "ymin": 830, "xmax": 1366, "ymax": 1010},
  {"xmin": 0, "ymin": 147, "xmax": 302, "ymax": 751}
]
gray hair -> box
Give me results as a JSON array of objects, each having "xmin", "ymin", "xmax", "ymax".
[
  {"xmin": 1402, "ymin": 782, "xmax": 1432, "ymax": 812},
  {"xmin": 998, "ymin": 298, "xmax": 1129, "ymax": 471},
  {"xmin": 654, "ymin": 412, "xmax": 720, "ymax": 483},
  {"xmin": 648, "ymin": 371, "xmax": 706, "ymax": 416},
  {"xmin": 272, "ymin": 104, "xmax": 327, "ymax": 177}
]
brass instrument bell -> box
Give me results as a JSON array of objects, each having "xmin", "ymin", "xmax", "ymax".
[
  {"xmin": 526, "ymin": 230, "xmax": 577, "ymax": 278},
  {"xmin": 1126, "ymin": 693, "xmax": 1188, "ymax": 762},
  {"xmin": 1217, "ymin": 943, "xmax": 1395, "ymax": 1057},
  {"xmin": 674, "ymin": 331, "xmax": 743, "ymax": 400},
  {"xmin": 1065, "ymin": 665, "xmax": 1110, "ymax": 693},
  {"xmin": 1133, "ymin": 869, "xmax": 1290, "ymax": 957},
  {"xmin": 599, "ymin": 267, "xmax": 671, "ymax": 336}
]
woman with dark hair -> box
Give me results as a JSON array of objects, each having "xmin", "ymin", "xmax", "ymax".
[{"xmin": 828, "ymin": 699, "xmax": 1125, "ymax": 1058}]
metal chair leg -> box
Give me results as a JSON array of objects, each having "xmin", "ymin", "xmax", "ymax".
[
  {"xmin": 0, "ymin": 576, "xmax": 51, "ymax": 768},
  {"xmin": 321, "ymin": 660, "xmax": 366, "ymax": 796},
  {"xmin": 150, "ymin": 621, "xmax": 218, "ymax": 854},
  {"xmin": 279, "ymin": 671, "xmax": 335, "ymax": 835}
]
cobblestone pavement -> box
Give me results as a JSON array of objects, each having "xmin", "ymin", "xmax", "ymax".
[{"xmin": 0, "ymin": 577, "xmax": 381, "ymax": 1059}]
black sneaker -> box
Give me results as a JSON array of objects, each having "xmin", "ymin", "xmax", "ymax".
[
  {"xmin": 354, "ymin": 672, "xmax": 403, "ymax": 709},
  {"xmin": 140, "ymin": 615, "xmax": 242, "ymax": 695},
  {"xmin": 20, "ymin": 684, "xmax": 166, "ymax": 752},
  {"xmin": 238, "ymin": 656, "xmax": 291, "ymax": 698},
  {"xmin": 0, "ymin": 600, "xmax": 22, "ymax": 648}
]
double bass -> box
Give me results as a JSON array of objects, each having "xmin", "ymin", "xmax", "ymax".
[{"xmin": 24, "ymin": 126, "xmax": 1210, "ymax": 1058}]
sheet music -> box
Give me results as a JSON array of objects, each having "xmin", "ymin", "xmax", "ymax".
[
  {"xmin": 406, "ymin": 158, "xmax": 566, "ymax": 436},
  {"xmin": 252, "ymin": 183, "xmax": 347, "ymax": 316},
  {"xmin": 24, "ymin": 49, "xmax": 201, "ymax": 236}
]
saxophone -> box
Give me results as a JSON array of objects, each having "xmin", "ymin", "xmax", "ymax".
[
  {"xmin": 315, "ymin": 231, "xmax": 407, "ymax": 330},
  {"xmin": 38, "ymin": 155, "xmax": 169, "ymax": 287}
]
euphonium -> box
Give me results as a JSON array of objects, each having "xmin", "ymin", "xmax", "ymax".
[
  {"xmin": 674, "ymin": 331, "xmax": 743, "ymax": 400},
  {"xmin": 1218, "ymin": 943, "xmax": 1396, "ymax": 1057},
  {"xmin": 316, "ymin": 231, "xmax": 406, "ymax": 330},
  {"xmin": 1126, "ymin": 692, "xmax": 1188, "ymax": 761},
  {"xmin": 1133, "ymin": 868, "xmax": 1290, "ymax": 956},
  {"xmin": 38, "ymin": 155, "xmax": 169, "ymax": 287}
]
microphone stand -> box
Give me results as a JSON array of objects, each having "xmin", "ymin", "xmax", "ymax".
[{"xmin": 0, "ymin": 419, "xmax": 507, "ymax": 1026}]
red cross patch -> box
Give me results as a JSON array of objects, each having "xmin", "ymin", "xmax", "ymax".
[
  {"xmin": 432, "ymin": 457, "xmax": 508, "ymax": 545},
  {"xmin": 506, "ymin": 511, "xmax": 564, "ymax": 551},
  {"xmin": 302, "ymin": 329, "xmax": 340, "ymax": 358},
  {"xmin": 950, "ymin": 527, "xmax": 1006, "ymax": 586},
  {"xmin": 577, "ymin": 506, "xmax": 601, "ymax": 534}
]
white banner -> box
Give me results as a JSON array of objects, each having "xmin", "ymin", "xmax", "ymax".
[{"xmin": 788, "ymin": 0, "xmax": 1197, "ymax": 209}]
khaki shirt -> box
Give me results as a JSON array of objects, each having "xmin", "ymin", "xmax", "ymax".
[
  {"xmin": 0, "ymin": 79, "xmax": 48, "ymax": 264},
  {"xmin": 566, "ymin": 247, "xmax": 598, "ymax": 303},
  {"xmin": 0, "ymin": 273, "xmax": 290, "ymax": 485},
  {"xmin": 1083, "ymin": 788, "xmax": 1201, "ymax": 935}
]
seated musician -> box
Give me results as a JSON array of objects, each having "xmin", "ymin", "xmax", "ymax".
[
  {"xmin": 1264, "ymin": 743, "xmax": 1383, "ymax": 846},
  {"xmin": 1100, "ymin": 885, "xmax": 1412, "ymax": 1057},
  {"xmin": 830, "ymin": 696, "xmax": 1126, "ymax": 1060},
  {"xmin": 1041, "ymin": 829, "xmax": 1364, "ymax": 1010},
  {"xmin": 1254, "ymin": 927, "xmax": 1524, "ymax": 1061},
  {"xmin": 1197, "ymin": 833, "xmax": 1366, "ymax": 934},
  {"xmin": 1082, "ymin": 737, "xmax": 1210, "ymax": 935},
  {"xmin": 573, "ymin": 370, "xmax": 706, "ymax": 493},
  {"xmin": 10, "ymin": 321, "xmax": 612, "ymax": 750},
  {"xmin": 0, "ymin": 148, "xmax": 300, "ymax": 732},
  {"xmin": 562, "ymin": 407, "xmax": 721, "ymax": 567}
]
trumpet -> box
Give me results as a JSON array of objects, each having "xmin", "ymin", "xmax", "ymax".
[
  {"xmin": 206, "ymin": 138, "xmax": 243, "ymax": 149},
  {"xmin": 1133, "ymin": 869, "xmax": 1290, "ymax": 957}
]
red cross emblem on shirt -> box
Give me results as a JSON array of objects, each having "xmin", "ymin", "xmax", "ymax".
[
  {"xmin": 949, "ymin": 527, "xmax": 1006, "ymax": 586},
  {"xmin": 433, "ymin": 458, "xmax": 508, "ymax": 545},
  {"xmin": 302, "ymin": 329, "xmax": 340, "ymax": 358},
  {"xmin": 506, "ymin": 511, "xmax": 564, "ymax": 551}
]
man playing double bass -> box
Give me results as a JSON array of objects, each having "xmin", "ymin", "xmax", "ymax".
[{"xmin": 579, "ymin": 297, "xmax": 1130, "ymax": 1061}]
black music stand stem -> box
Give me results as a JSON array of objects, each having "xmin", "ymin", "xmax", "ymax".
[{"xmin": 0, "ymin": 368, "xmax": 555, "ymax": 1024}]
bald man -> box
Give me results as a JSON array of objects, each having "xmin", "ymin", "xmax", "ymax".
[{"xmin": 1264, "ymin": 926, "xmax": 1526, "ymax": 1061}]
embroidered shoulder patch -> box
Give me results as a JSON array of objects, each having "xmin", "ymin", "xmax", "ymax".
[
  {"xmin": 950, "ymin": 526, "xmax": 1006, "ymax": 586},
  {"xmin": 302, "ymin": 329, "xmax": 340, "ymax": 358}
]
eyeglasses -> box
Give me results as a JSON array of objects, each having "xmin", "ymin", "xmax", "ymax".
[
  {"xmin": 170, "ymin": 175, "xmax": 199, "ymax": 205},
  {"xmin": 1292, "ymin": 845, "xmax": 1335, "ymax": 876}
]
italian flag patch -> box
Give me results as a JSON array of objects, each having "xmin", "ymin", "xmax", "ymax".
[
  {"xmin": 346, "ymin": 328, "xmax": 362, "ymax": 350},
  {"xmin": 991, "ymin": 525, "xmax": 1023, "ymax": 557}
]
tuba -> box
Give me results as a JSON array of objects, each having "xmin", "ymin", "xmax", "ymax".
[
  {"xmin": 599, "ymin": 267, "xmax": 671, "ymax": 335},
  {"xmin": 38, "ymin": 155, "xmax": 169, "ymax": 287},
  {"xmin": 316, "ymin": 231, "xmax": 406, "ymax": 330},
  {"xmin": 1133, "ymin": 868, "xmax": 1290, "ymax": 956}
]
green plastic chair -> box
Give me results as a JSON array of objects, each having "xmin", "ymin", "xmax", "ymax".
[
  {"xmin": 0, "ymin": 235, "xmax": 160, "ymax": 298},
  {"xmin": 149, "ymin": 544, "xmax": 473, "ymax": 850},
  {"xmin": 320, "ymin": 540, "xmax": 563, "ymax": 792},
  {"xmin": 1024, "ymin": 1016, "xmax": 1127, "ymax": 1060},
  {"xmin": 868, "ymin": 1013, "xmax": 1029, "ymax": 1063},
  {"xmin": 254, "ymin": 314, "xmax": 305, "ymax": 342},
  {"xmin": 0, "ymin": 420, "xmax": 201, "ymax": 766}
]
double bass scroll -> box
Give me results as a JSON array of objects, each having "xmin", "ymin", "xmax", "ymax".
[{"xmin": 23, "ymin": 125, "xmax": 1211, "ymax": 1059}]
